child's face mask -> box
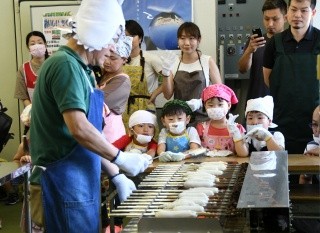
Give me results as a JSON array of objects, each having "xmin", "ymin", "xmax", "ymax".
[
  {"xmin": 135, "ymin": 133, "xmax": 153, "ymax": 144},
  {"xmin": 169, "ymin": 121, "xmax": 185, "ymax": 134},
  {"xmin": 207, "ymin": 107, "xmax": 226, "ymax": 120}
]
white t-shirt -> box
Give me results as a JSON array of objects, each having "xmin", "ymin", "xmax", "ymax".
[{"xmin": 158, "ymin": 126, "xmax": 201, "ymax": 146}]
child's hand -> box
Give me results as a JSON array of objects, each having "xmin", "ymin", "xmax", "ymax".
[
  {"xmin": 227, "ymin": 113, "xmax": 242, "ymax": 142},
  {"xmin": 167, "ymin": 152, "xmax": 185, "ymax": 161},
  {"xmin": 159, "ymin": 152, "xmax": 172, "ymax": 162},
  {"xmin": 246, "ymin": 127, "xmax": 272, "ymax": 142}
]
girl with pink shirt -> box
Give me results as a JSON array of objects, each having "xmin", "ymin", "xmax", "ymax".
[{"xmin": 196, "ymin": 84, "xmax": 249, "ymax": 157}]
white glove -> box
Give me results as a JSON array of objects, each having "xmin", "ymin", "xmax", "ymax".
[
  {"xmin": 113, "ymin": 151, "xmax": 150, "ymax": 176},
  {"xmin": 246, "ymin": 127, "xmax": 272, "ymax": 142},
  {"xmin": 128, "ymin": 148, "xmax": 142, "ymax": 154},
  {"xmin": 186, "ymin": 99, "xmax": 203, "ymax": 112},
  {"xmin": 141, "ymin": 153, "xmax": 153, "ymax": 165},
  {"xmin": 111, "ymin": 174, "xmax": 136, "ymax": 202},
  {"xmin": 159, "ymin": 151, "xmax": 172, "ymax": 162},
  {"xmin": 20, "ymin": 104, "xmax": 32, "ymax": 127},
  {"xmin": 227, "ymin": 113, "xmax": 242, "ymax": 142},
  {"xmin": 167, "ymin": 151, "xmax": 186, "ymax": 161},
  {"xmin": 160, "ymin": 51, "xmax": 176, "ymax": 76}
]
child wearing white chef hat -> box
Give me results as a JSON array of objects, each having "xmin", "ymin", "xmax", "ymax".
[
  {"xmin": 113, "ymin": 110, "xmax": 158, "ymax": 159},
  {"xmin": 245, "ymin": 95, "xmax": 285, "ymax": 153}
]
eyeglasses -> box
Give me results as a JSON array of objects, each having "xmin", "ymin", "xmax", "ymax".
[{"xmin": 309, "ymin": 123, "xmax": 319, "ymax": 130}]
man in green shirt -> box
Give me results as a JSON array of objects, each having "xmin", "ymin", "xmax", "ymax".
[{"xmin": 29, "ymin": 0, "xmax": 150, "ymax": 232}]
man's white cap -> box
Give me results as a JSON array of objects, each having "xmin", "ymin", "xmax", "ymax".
[
  {"xmin": 129, "ymin": 110, "xmax": 158, "ymax": 128},
  {"xmin": 73, "ymin": 0, "xmax": 125, "ymax": 51},
  {"xmin": 245, "ymin": 95, "xmax": 277, "ymax": 128}
]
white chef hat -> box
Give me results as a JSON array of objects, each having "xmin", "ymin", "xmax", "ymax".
[
  {"xmin": 245, "ymin": 95, "xmax": 277, "ymax": 128},
  {"xmin": 110, "ymin": 36, "xmax": 133, "ymax": 58},
  {"xmin": 129, "ymin": 110, "xmax": 158, "ymax": 128},
  {"xmin": 73, "ymin": 0, "xmax": 125, "ymax": 51}
]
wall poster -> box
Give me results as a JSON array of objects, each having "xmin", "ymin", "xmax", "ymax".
[{"xmin": 122, "ymin": 0, "xmax": 193, "ymax": 50}]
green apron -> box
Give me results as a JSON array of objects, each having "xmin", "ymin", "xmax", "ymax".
[{"xmin": 269, "ymin": 33, "xmax": 320, "ymax": 153}]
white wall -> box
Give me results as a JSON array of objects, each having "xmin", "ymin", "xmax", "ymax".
[
  {"xmin": 313, "ymin": 0, "xmax": 320, "ymax": 29},
  {"xmin": 0, "ymin": 0, "xmax": 20, "ymax": 160}
]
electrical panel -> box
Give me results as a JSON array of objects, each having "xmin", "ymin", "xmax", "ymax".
[{"xmin": 217, "ymin": 0, "xmax": 264, "ymax": 80}]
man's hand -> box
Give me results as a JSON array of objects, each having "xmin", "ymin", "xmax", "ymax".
[
  {"xmin": 111, "ymin": 174, "xmax": 136, "ymax": 202},
  {"xmin": 113, "ymin": 151, "xmax": 150, "ymax": 176}
]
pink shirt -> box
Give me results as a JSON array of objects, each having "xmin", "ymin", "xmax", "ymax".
[{"xmin": 196, "ymin": 121, "xmax": 245, "ymax": 153}]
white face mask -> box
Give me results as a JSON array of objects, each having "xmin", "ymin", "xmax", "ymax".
[
  {"xmin": 207, "ymin": 107, "xmax": 226, "ymax": 120},
  {"xmin": 135, "ymin": 134, "xmax": 153, "ymax": 144},
  {"xmin": 29, "ymin": 44, "xmax": 46, "ymax": 58},
  {"xmin": 169, "ymin": 121, "xmax": 186, "ymax": 135},
  {"xmin": 246, "ymin": 124, "xmax": 264, "ymax": 132},
  {"xmin": 313, "ymin": 134, "xmax": 320, "ymax": 144}
]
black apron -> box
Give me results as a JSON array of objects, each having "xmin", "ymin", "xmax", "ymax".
[{"xmin": 269, "ymin": 33, "xmax": 320, "ymax": 153}]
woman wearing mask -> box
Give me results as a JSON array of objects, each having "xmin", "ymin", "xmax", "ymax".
[{"xmin": 14, "ymin": 31, "xmax": 49, "ymax": 107}]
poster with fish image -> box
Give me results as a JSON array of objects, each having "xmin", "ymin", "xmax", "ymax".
[{"xmin": 122, "ymin": 0, "xmax": 193, "ymax": 50}]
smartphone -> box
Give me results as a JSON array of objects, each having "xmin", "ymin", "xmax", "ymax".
[{"xmin": 252, "ymin": 28, "xmax": 263, "ymax": 38}]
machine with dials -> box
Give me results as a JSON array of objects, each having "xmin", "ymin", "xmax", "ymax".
[{"xmin": 216, "ymin": 0, "xmax": 265, "ymax": 80}]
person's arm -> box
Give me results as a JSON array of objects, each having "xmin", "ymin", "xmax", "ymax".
[
  {"xmin": 63, "ymin": 109, "xmax": 119, "ymax": 160},
  {"xmin": 101, "ymin": 158, "xmax": 119, "ymax": 177},
  {"xmin": 238, "ymin": 36, "xmax": 266, "ymax": 73},
  {"xmin": 147, "ymin": 140, "xmax": 157, "ymax": 157},
  {"xmin": 189, "ymin": 142, "xmax": 200, "ymax": 150},
  {"xmin": 304, "ymin": 147, "xmax": 320, "ymax": 156},
  {"xmin": 234, "ymin": 140, "xmax": 249, "ymax": 157},
  {"xmin": 208, "ymin": 57, "xmax": 222, "ymax": 84},
  {"xmin": 233, "ymin": 125, "xmax": 249, "ymax": 157},
  {"xmin": 14, "ymin": 65, "xmax": 31, "ymax": 106},
  {"xmin": 161, "ymin": 74, "xmax": 174, "ymax": 100},
  {"xmin": 262, "ymin": 37, "xmax": 276, "ymax": 87},
  {"xmin": 156, "ymin": 143, "xmax": 166, "ymax": 155},
  {"xmin": 263, "ymin": 67, "xmax": 272, "ymax": 87},
  {"xmin": 238, "ymin": 40, "xmax": 253, "ymax": 73},
  {"xmin": 265, "ymin": 137, "xmax": 283, "ymax": 151},
  {"xmin": 149, "ymin": 85, "xmax": 163, "ymax": 104},
  {"xmin": 267, "ymin": 131, "xmax": 285, "ymax": 151}
]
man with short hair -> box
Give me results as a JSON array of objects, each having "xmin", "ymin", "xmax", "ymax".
[
  {"xmin": 263, "ymin": 0, "xmax": 320, "ymax": 154},
  {"xmin": 238, "ymin": 0, "xmax": 287, "ymax": 101}
]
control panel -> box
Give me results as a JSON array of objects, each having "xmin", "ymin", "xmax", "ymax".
[{"xmin": 217, "ymin": 0, "xmax": 264, "ymax": 79}]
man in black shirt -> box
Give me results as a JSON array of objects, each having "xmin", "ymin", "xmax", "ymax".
[{"xmin": 263, "ymin": 0, "xmax": 320, "ymax": 154}]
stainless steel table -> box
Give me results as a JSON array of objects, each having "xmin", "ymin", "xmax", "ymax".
[{"xmin": 0, "ymin": 161, "xmax": 32, "ymax": 233}]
